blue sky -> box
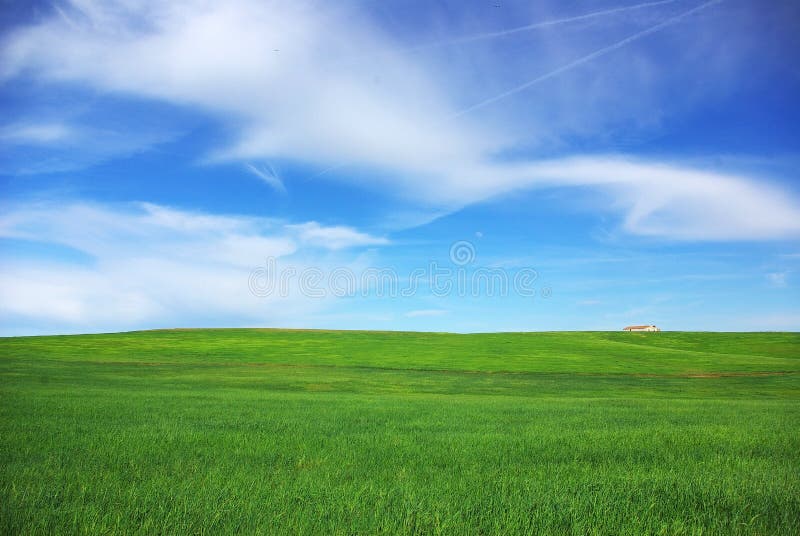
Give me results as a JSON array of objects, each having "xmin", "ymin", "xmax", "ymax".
[{"xmin": 1, "ymin": 0, "xmax": 799, "ymax": 335}]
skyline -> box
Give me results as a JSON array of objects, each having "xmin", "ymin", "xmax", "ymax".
[{"xmin": 1, "ymin": 0, "xmax": 799, "ymax": 335}]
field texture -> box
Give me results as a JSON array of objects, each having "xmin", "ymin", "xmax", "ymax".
[{"xmin": 1, "ymin": 330, "xmax": 799, "ymax": 534}]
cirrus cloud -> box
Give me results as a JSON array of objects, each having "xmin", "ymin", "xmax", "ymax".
[
  {"xmin": 0, "ymin": 200, "xmax": 388, "ymax": 334},
  {"xmin": 1, "ymin": 0, "xmax": 799, "ymax": 241}
]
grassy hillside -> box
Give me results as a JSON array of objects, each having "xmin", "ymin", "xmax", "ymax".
[
  {"xmin": 1, "ymin": 330, "xmax": 799, "ymax": 534},
  {"xmin": 3, "ymin": 328, "xmax": 798, "ymax": 373}
]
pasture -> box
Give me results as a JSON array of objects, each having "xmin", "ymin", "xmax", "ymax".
[{"xmin": 1, "ymin": 330, "xmax": 799, "ymax": 534}]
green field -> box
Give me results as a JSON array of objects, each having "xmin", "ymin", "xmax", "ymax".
[{"xmin": 1, "ymin": 329, "xmax": 799, "ymax": 534}]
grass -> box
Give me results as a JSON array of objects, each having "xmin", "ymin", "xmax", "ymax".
[{"xmin": 1, "ymin": 329, "xmax": 799, "ymax": 534}]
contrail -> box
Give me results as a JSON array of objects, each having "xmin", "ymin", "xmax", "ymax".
[
  {"xmin": 301, "ymin": 162, "xmax": 348, "ymax": 183},
  {"xmin": 338, "ymin": 0, "xmax": 681, "ymax": 69},
  {"xmin": 411, "ymin": 0, "xmax": 681, "ymax": 50},
  {"xmin": 246, "ymin": 162, "xmax": 287, "ymax": 193},
  {"xmin": 452, "ymin": 0, "xmax": 723, "ymax": 119}
]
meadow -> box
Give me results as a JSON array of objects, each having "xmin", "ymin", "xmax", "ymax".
[{"xmin": 1, "ymin": 329, "xmax": 798, "ymax": 534}]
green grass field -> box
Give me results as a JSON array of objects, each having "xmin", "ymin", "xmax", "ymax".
[{"xmin": 1, "ymin": 329, "xmax": 799, "ymax": 534}]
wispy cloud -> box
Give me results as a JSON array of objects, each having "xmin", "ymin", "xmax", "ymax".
[
  {"xmin": 511, "ymin": 157, "xmax": 800, "ymax": 240},
  {"xmin": 0, "ymin": 122, "xmax": 74, "ymax": 144},
  {"xmin": 411, "ymin": 0, "xmax": 682, "ymax": 50},
  {"xmin": 452, "ymin": 0, "xmax": 723, "ymax": 117},
  {"xmin": 245, "ymin": 163, "xmax": 286, "ymax": 194},
  {"xmin": 404, "ymin": 309, "xmax": 449, "ymax": 318},
  {"xmin": 2, "ymin": 0, "xmax": 797, "ymax": 241},
  {"xmin": 766, "ymin": 272, "xmax": 788, "ymax": 288},
  {"xmin": 0, "ymin": 120, "xmax": 178, "ymax": 175},
  {"xmin": 0, "ymin": 200, "xmax": 387, "ymax": 333},
  {"xmin": 288, "ymin": 222, "xmax": 389, "ymax": 250}
]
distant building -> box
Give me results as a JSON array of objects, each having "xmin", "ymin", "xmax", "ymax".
[{"xmin": 623, "ymin": 325, "xmax": 660, "ymax": 332}]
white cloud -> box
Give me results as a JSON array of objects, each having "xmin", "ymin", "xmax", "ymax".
[
  {"xmin": 511, "ymin": 157, "xmax": 800, "ymax": 241},
  {"xmin": 289, "ymin": 222, "xmax": 389, "ymax": 250},
  {"xmin": 404, "ymin": 309, "xmax": 449, "ymax": 318},
  {"xmin": 370, "ymin": 155, "xmax": 800, "ymax": 240},
  {"xmin": 0, "ymin": 201, "xmax": 388, "ymax": 333},
  {"xmin": 1, "ymin": 0, "xmax": 495, "ymax": 175},
  {"xmin": 0, "ymin": 119, "xmax": 178, "ymax": 174},
  {"xmin": 2, "ymin": 0, "xmax": 799, "ymax": 240},
  {"xmin": 766, "ymin": 272, "xmax": 788, "ymax": 288},
  {"xmin": 0, "ymin": 122, "xmax": 74, "ymax": 144}
]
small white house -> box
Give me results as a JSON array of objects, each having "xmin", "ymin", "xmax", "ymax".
[{"xmin": 623, "ymin": 325, "xmax": 660, "ymax": 332}]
